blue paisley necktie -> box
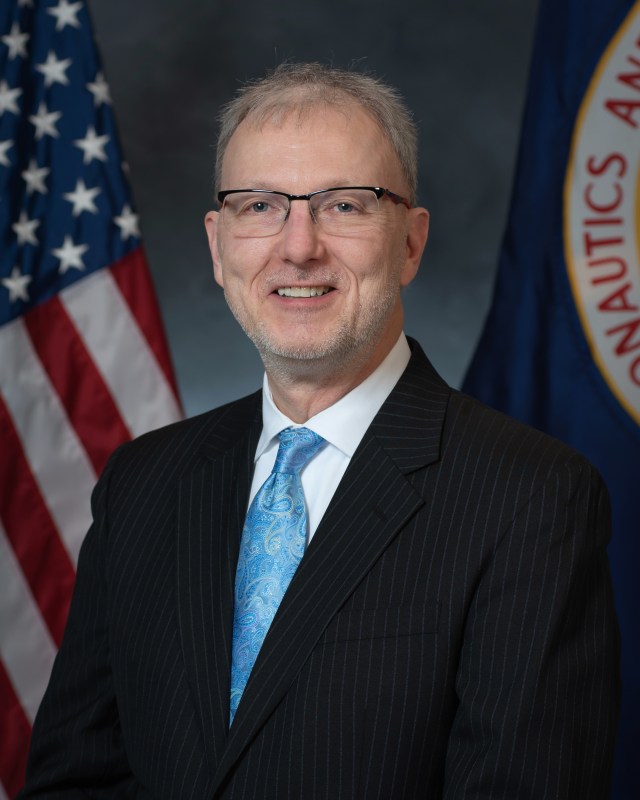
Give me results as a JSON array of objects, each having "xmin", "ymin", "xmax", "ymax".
[{"xmin": 229, "ymin": 426, "xmax": 326, "ymax": 725}]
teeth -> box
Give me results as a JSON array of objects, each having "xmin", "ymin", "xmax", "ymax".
[{"xmin": 277, "ymin": 286, "xmax": 330, "ymax": 297}]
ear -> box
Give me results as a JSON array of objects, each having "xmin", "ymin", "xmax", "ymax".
[
  {"xmin": 400, "ymin": 206, "xmax": 429, "ymax": 287},
  {"xmin": 204, "ymin": 210, "xmax": 224, "ymax": 287}
]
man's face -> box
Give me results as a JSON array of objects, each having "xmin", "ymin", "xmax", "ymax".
[{"xmin": 205, "ymin": 105, "xmax": 428, "ymax": 380}]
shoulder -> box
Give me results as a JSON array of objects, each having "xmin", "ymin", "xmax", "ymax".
[
  {"xmin": 99, "ymin": 390, "xmax": 262, "ymax": 490},
  {"xmin": 447, "ymin": 386, "xmax": 592, "ymax": 468},
  {"xmin": 402, "ymin": 339, "xmax": 606, "ymax": 508},
  {"xmin": 406, "ymin": 337, "xmax": 602, "ymax": 481},
  {"xmin": 404, "ymin": 338, "xmax": 594, "ymax": 470},
  {"xmin": 443, "ymin": 388, "xmax": 608, "ymax": 523}
]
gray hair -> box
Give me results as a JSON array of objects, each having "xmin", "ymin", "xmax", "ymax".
[{"xmin": 215, "ymin": 63, "xmax": 418, "ymax": 203}]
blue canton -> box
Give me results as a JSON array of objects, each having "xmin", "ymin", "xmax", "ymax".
[{"xmin": 0, "ymin": 0, "xmax": 141, "ymax": 327}]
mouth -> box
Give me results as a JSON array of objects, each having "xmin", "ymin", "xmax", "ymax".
[{"xmin": 276, "ymin": 286, "xmax": 333, "ymax": 298}]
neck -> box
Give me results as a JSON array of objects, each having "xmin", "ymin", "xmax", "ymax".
[{"xmin": 265, "ymin": 331, "xmax": 401, "ymax": 423}]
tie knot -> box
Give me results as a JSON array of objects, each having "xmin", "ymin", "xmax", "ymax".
[{"xmin": 273, "ymin": 427, "xmax": 325, "ymax": 475}]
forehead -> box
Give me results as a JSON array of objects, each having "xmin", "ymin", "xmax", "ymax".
[{"xmin": 220, "ymin": 104, "xmax": 404, "ymax": 192}]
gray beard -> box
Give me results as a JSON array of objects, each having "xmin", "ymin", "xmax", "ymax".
[{"xmin": 225, "ymin": 283, "xmax": 399, "ymax": 386}]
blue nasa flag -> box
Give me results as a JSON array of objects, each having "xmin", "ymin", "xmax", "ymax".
[{"xmin": 463, "ymin": 1, "xmax": 640, "ymax": 796}]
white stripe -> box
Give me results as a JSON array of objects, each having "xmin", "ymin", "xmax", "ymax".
[
  {"xmin": 0, "ymin": 521, "xmax": 57, "ymax": 723},
  {"xmin": 0, "ymin": 319, "xmax": 94, "ymax": 564},
  {"xmin": 61, "ymin": 270, "xmax": 181, "ymax": 437},
  {"xmin": 0, "ymin": 780, "xmax": 10, "ymax": 800}
]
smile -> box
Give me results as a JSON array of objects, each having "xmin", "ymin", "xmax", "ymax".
[{"xmin": 276, "ymin": 286, "xmax": 332, "ymax": 297}]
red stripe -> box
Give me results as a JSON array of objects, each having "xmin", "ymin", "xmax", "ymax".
[
  {"xmin": 110, "ymin": 248, "xmax": 182, "ymax": 405},
  {"xmin": 0, "ymin": 397, "xmax": 75, "ymax": 647},
  {"xmin": 0, "ymin": 661, "xmax": 31, "ymax": 798},
  {"xmin": 24, "ymin": 296, "xmax": 132, "ymax": 476}
]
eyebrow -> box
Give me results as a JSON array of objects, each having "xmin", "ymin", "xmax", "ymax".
[{"xmin": 225, "ymin": 179, "xmax": 363, "ymax": 192}]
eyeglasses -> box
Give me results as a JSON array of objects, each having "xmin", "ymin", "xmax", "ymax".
[{"xmin": 217, "ymin": 186, "xmax": 412, "ymax": 238}]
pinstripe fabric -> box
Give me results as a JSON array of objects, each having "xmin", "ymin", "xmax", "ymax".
[{"xmin": 19, "ymin": 341, "xmax": 619, "ymax": 799}]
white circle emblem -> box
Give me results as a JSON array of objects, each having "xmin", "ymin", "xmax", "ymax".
[{"xmin": 564, "ymin": 2, "xmax": 640, "ymax": 425}]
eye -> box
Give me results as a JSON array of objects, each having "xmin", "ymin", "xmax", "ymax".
[
  {"xmin": 316, "ymin": 195, "xmax": 365, "ymax": 216},
  {"xmin": 313, "ymin": 189, "xmax": 377, "ymax": 218},
  {"xmin": 226, "ymin": 192, "xmax": 288, "ymax": 217},
  {"xmin": 238, "ymin": 198, "xmax": 276, "ymax": 215}
]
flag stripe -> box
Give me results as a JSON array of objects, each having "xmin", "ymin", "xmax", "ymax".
[
  {"xmin": 0, "ymin": 519, "xmax": 57, "ymax": 721},
  {"xmin": 0, "ymin": 318, "xmax": 95, "ymax": 564},
  {"xmin": 61, "ymin": 268, "xmax": 182, "ymax": 438},
  {"xmin": 0, "ymin": 394, "xmax": 76, "ymax": 647},
  {"xmin": 111, "ymin": 248, "xmax": 182, "ymax": 400},
  {"xmin": 0, "ymin": 660, "xmax": 32, "ymax": 798},
  {"xmin": 0, "ymin": 4, "xmax": 183, "ymax": 789},
  {"xmin": 24, "ymin": 294, "xmax": 132, "ymax": 475}
]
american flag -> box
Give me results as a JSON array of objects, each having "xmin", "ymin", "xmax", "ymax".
[{"xmin": 0, "ymin": 1, "xmax": 182, "ymax": 795}]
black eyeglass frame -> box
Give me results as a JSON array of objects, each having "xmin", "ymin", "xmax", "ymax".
[{"xmin": 216, "ymin": 186, "xmax": 413, "ymax": 210}]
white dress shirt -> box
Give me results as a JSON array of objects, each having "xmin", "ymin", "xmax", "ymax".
[{"xmin": 249, "ymin": 334, "xmax": 411, "ymax": 541}]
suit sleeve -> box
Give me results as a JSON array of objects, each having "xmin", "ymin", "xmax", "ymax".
[
  {"xmin": 443, "ymin": 455, "xmax": 620, "ymax": 799},
  {"xmin": 18, "ymin": 449, "xmax": 138, "ymax": 798}
]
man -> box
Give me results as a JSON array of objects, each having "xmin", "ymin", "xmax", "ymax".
[{"xmin": 21, "ymin": 63, "xmax": 618, "ymax": 798}]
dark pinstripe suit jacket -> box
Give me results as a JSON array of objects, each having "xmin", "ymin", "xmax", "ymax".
[{"xmin": 21, "ymin": 341, "xmax": 619, "ymax": 799}]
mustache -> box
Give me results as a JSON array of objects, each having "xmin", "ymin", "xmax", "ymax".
[{"xmin": 264, "ymin": 268, "xmax": 342, "ymax": 289}]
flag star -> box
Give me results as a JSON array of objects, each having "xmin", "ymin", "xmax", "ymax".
[
  {"xmin": 2, "ymin": 22, "xmax": 29, "ymax": 60},
  {"xmin": 52, "ymin": 235, "xmax": 89, "ymax": 273},
  {"xmin": 64, "ymin": 179, "xmax": 100, "ymax": 216},
  {"xmin": 12, "ymin": 210, "xmax": 40, "ymax": 246},
  {"xmin": 73, "ymin": 125, "xmax": 109, "ymax": 164},
  {"xmin": 22, "ymin": 159, "xmax": 50, "ymax": 195},
  {"xmin": 86, "ymin": 71, "xmax": 111, "ymax": 106},
  {"xmin": 47, "ymin": 0, "xmax": 83, "ymax": 31},
  {"xmin": 114, "ymin": 204, "xmax": 140, "ymax": 239},
  {"xmin": 35, "ymin": 50, "xmax": 72, "ymax": 88},
  {"xmin": 0, "ymin": 80, "xmax": 22, "ymax": 116},
  {"xmin": 0, "ymin": 139, "xmax": 13, "ymax": 167},
  {"xmin": 29, "ymin": 102, "xmax": 62, "ymax": 140},
  {"xmin": 1, "ymin": 266, "xmax": 31, "ymax": 303}
]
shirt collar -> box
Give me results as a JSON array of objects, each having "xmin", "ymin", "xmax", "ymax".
[{"xmin": 256, "ymin": 333, "xmax": 411, "ymax": 461}]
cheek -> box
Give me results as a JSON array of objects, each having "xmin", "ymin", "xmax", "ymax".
[
  {"xmin": 352, "ymin": 247, "xmax": 404, "ymax": 291},
  {"xmin": 336, "ymin": 239, "xmax": 384, "ymax": 277},
  {"xmin": 218, "ymin": 240, "xmax": 272, "ymax": 284}
]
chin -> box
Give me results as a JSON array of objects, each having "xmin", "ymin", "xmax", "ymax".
[
  {"xmin": 229, "ymin": 291, "xmax": 400, "ymax": 375},
  {"xmin": 250, "ymin": 322, "xmax": 369, "ymax": 369},
  {"xmin": 257, "ymin": 335, "xmax": 353, "ymax": 364}
]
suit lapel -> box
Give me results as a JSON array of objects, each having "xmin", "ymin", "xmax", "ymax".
[
  {"xmin": 175, "ymin": 395, "xmax": 261, "ymax": 778},
  {"xmin": 210, "ymin": 342, "xmax": 450, "ymax": 796}
]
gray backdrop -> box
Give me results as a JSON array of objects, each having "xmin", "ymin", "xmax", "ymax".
[{"xmin": 89, "ymin": 0, "xmax": 539, "ymax": 417}]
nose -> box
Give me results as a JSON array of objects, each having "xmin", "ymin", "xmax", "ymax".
[{"xmin": 277, "ymin": 199, "xmax": 325, "ymax": 265}]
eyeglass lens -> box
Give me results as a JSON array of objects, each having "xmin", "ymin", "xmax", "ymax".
[{"xmin": 222, "ymin": 189, "xmax": 382, "ymax": 237}]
